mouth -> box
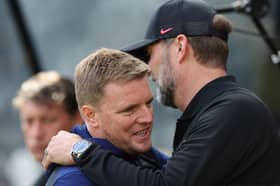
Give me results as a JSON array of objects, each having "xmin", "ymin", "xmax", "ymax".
[{"xmin": 134, "ymin": 128, "xmax": 151, "ymax": 139}]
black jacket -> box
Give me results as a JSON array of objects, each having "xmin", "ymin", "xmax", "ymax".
[{"xmin": 76, "ymin": 76, "xmax": 280, "ymax": 186}]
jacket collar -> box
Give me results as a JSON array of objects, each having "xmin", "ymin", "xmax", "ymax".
[
  {"xmin": 173, "ymin": 75, "xmax": 237, "ymax": 150},
  {"xmin": 179, "ymin": 75, "xmax": 237, "ymax": 121}
]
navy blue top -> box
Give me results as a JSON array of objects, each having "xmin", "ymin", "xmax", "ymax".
[{"xmin": 46, "ymin": 124, "xmax": 168, "ymax": 186}]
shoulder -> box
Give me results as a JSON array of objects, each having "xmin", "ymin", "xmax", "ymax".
[
  {"xmin": 201, "ymin": 87, "xmax": 271, "ymax": 124},
  {"xmin": 188, "ymin": 86, "xmax": 274, "ymax": 144},
  {"xmin": 49, "ymin": 166, "xmax": 94, "ymax": 186}
]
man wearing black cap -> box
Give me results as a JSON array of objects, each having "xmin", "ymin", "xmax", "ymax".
[{"xmin": 42, "ymin": 0, "xmax": 280, "ymax": 185}]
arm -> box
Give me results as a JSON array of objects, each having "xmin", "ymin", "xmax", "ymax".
[
  {"xmin": 43, "ymin": 97, "xmax": 266, "ymax": 185},
  {"xmin": 76, "ymin": 101, "xmax": 263, "ymax": 186}
]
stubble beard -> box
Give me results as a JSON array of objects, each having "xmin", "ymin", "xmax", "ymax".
[{"xmin": 156, "ymin": 55, "xmax": 177, "ymax": 109}]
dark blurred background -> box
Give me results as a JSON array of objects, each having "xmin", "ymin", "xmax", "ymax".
[{"xmin": 0, "ymin": 0, "xmax": 279, "ymax": 185}]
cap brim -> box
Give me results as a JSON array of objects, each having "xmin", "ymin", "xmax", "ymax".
[{"xmin": 121, "ymin": 39, "xmax": 158, "ymax": 63}]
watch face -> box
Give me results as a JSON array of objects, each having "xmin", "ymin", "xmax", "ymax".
[{"xmin": 72, "ymin": 140, "xmax": 90, "ymax": 153}]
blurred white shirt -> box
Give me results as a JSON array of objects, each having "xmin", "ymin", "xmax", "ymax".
[{"xmin": 4, "ymin": 147, "xmax": 43, "ymax": 186}]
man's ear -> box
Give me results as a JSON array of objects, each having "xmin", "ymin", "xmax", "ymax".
[
  {"xmin": 175, "ymin": 34, "xmax": 189, "ymax": 63},
  {"xmin": 80, "ymin": 105, "xmax": 98, "ymax": 127}
]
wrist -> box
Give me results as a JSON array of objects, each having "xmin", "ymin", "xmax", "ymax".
[{"xmin": 71, "ymin": 139, "xmax": 97, "ymax": 163}]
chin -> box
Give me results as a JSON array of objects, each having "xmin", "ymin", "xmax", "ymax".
[
  {"xmin": 33, "ymin": 153, "xmax": 44, "ymax": 162},
  {"xmin": 136, "ymin": 143, "xmax": 152, "ymax": 154},
  {"xmin": 30, "ymin": 149, "xmax": 44, "ymax": 162}
]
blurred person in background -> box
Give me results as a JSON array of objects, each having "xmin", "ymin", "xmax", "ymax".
[
  {"xmin": 45, "ymin": 48, "xmax": 168, "ymax": 185},
  {"xmin": 5, "ymin": 71, "xmax": 82, "ymax": 186},
  {"xmin": 42, "ymin": 0, "xmax": 280, "ymax": 185}
]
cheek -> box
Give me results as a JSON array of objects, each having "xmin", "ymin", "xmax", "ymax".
[
  {"xmin": 105, "ymin": 119, "xmax": 133, "ymax": 138},
  {"xmin": 21, "ymin": 124, "xmax": 30, "ymax": 136},
  {"xmin": 21, "ymin": 124, "xmax": 38, "ymax": 142},
  {"xmin": 44, "ymin": 122, "xmax": 70, "ymax": 139},
  {"xmin": 149, "ymin": 55, "xmax": 160, "ymax": 69},
  {"xmin": 51, "ymin": 115, "xmax": 74, "ymax": 131},
  {"xmin": 150, "ymin": 54, "xmax": 164, "ymax": 78},
  {"xmin": 118, "ymin": 118, "xmax": 135, "ymax": 134}
]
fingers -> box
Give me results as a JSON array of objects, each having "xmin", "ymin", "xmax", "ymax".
[
  {"xmin": 42, "ymin": 148, "xmax": 50, "ymax": 169},
  {"xmin": 41, "ymin": 130, "xmax": 80, "ymax": 169},
  {"xmin": 44, "ymin": 148, "xmax": 48, "ymax": 157},
  {"xmin": 41, "ymin": 134, "xmax": 58, "ymax": 169}
]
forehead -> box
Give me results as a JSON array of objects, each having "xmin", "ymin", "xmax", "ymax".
[
  {"xmin": 100, "ymin": 77, "xmax": 152, "ymax": 106},
  {"xmin": 20, "ymin": 99, "xmax": 66, "ymax": 114}
]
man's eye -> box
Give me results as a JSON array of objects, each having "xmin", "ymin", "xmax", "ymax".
[
  {"xmin": 23, "ymin": 118, "xmax": 33, "ymax": 126},
  {"xmin": 122, "ymin": 107, "xmax": 135, "ymax": 116},
  {"xmin": 146, "ymin": 98, "xmax": 154, "ymax": 108},
  {"xmin": 43, "ymin": 117, "xmax": 57, "ymax": 123}
]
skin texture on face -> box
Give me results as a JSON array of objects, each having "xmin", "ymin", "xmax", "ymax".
[
  {"xmin": 20, "ymin": 100, "xmax": 78, "ymax": 162},
  {"xmin": 148, "ymin": 41, "xmax": 177, "ymax": 108},
  {"xmin": 95, "ymin": 76, "xmax": 154, "ymax": 155},
  {"xmin": 157, "ymin": 56, "xmax": 176, "ymax": 108},
  {"xmin": 147, "ymin": 41, "xmax": 163, "ymax": 82}
]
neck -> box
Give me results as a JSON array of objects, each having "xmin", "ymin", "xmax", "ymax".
[
  {"xmin": 175, "ymin": 62, "xmax": 226, "ymax": 111},
  {"xmin": 86, "ymin": 124, "xmax": 104, "ymax": 138}
]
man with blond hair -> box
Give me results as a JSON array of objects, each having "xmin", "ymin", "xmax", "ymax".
[
  {"xmin": 45, "ymin": 48, "xmax": 167, "ymax": 185},
  {"xmin": 6, "ymin": 71, "xmax": 82, "ymax": 186}
]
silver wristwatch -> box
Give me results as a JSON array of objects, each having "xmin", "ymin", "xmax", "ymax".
[{"xmin": 71, "ymin": 139, "xmax": 92, "ymax": 160}]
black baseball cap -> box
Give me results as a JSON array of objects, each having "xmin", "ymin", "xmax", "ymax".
[{"xmin": 122, "ymin": 0, "xmax": 228, "ymax": 62}]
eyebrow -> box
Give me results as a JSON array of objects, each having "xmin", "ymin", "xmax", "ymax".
[
  {"xmin": 146, "ymin": 97, "xmax": 154, "ymax": 105},
  {"xmin": 116, "ymin": 97, "xmax": 154, "ymax": 114}
]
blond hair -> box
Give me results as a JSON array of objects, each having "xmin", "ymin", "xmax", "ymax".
[
  {"xmin": 13, "ymin": 71, "xmax": 78, "ymax": 114},
  {"xmin": 75, "ymin": 48, "xmax": 150, "ymax": 109}
]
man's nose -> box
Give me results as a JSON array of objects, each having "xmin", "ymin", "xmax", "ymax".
[
  {"xmin": 136, "ymin": 105, "xmax": 153, "ymax": 124},
  {"xmin": 30, "ymin": 122, "xmax": 44, "ymax": 138}
]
